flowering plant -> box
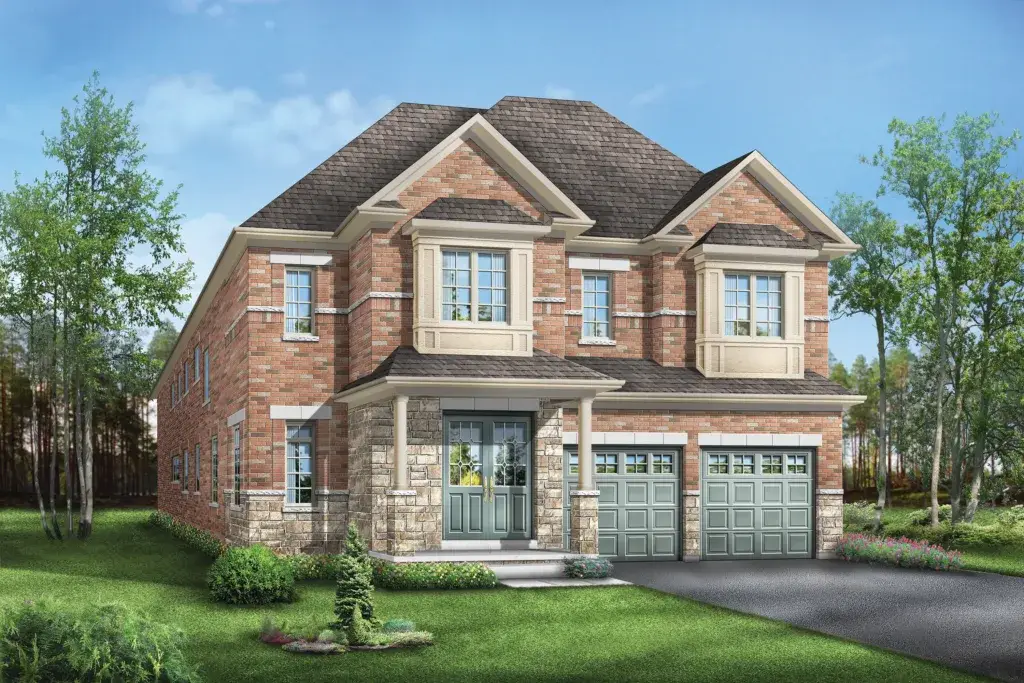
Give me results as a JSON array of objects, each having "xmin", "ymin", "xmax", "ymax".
[{"xmin": 835, "ymin": 533, "xmax": 964, "ymax": 571}]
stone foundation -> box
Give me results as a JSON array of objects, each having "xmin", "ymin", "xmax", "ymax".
[
  {"xmin": 815, "ymin": 490, "xmax": 844, "ymax": 557},
  {"xmin": 568, "ymin": 491, "xmax": 599, "ymax": 555},
  {"xmin": 682, "ymin": 490, "xmax": 701, "ymax": 561},
  {"xmin": 225, "ymin": 489, "xmax": 348, "ymax": 553}
]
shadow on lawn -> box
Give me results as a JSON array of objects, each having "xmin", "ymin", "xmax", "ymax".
[{"xmin": 0, "ymin": 507, "xmax": 209, "ymax": 589}]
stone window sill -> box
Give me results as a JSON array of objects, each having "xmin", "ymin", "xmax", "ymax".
[
  {"xmin": 203, "ymin": 399, "xmax": 210, "ymax": 407},
  {"xmin": 283, "ymin": 505, "xmax": 313, "ymax": 513},
  {"xmin": 579, "ymin": 337, "xmax": 616, "ymax": 346},
  {"xmin": 281, "ymin": 334, "xmax": 320, "ymax": 343},
  {"xmin": 209, "ymin": 502, "xmax": 219, "ymax": 508},
  {"xmin": 180, "ymin": 490, "xmax": 189, "ymax": 495},
  {"xmin": 191, "ymin": 490, "xmax": 201, "ymax": 495}
]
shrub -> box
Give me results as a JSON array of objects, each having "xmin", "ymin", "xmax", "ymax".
[
  {"xmin": 333, "ymin": 555, "xmax": 375, "ymax": 629},
  {"xmin": 381, "ymin": 618, "xmax": 415, "ymax": 633},
  {"xmin": 907, "ymin": 505, "xmax": 952, "ymax": 526},
  {"xmin": 370, "ymin": 560, "xmax": 498, "ymax": 590},
  {"xmin": 207, "ymin": 545, "xmax": 296, "ymax": 605},
  {"xmin": 345, "ymin": 607, "xmax": 388, "ymax": 647},
  {"xmin": 563, "ymin": 557, "xmax": 613, "ymax": 579},
  {"xmin": 997, "ymin": 505, "xmax": 1024, "ymax": 527},
  {"xmin": 281, "ymin": 640, "xmax": 342, "ymax": 655},
  {"xmin": 0, "ymin": 601, "xmax": 200, "ymax": 682},
  {"xmin": 259, "ymin": 615, "xmax": 294, "ymax": 645},
  {"xmin": 386, "ymin": 630, "xmax": 434, "ymax": 647},
  {"xmin": 842, "ymin": 502, "xmax": 876, "ymax": 532},
  {"xmin": 948, "ymin": 522, "xmax": 1024, "ymax": 548},
  {"xmin": 284, "ymin": 554, "xmax": 343, "ymax": 581},
  {"xmin": 835, "ymin": 533, "xmax": 963, "ymax": 571},
  {"xmin": 344, "ymin": 523, "xmax": 372, "ymax": 578},
  {"xmin": 148, "ymin": 510, "xmax": 226, "ymax": 559}
]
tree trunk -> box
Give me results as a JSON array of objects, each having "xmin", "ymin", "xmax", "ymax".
[
  {"xmin": 873, "ymin": 310, "xmax": 889, "ymax": 532},
  {"xmin": 78, "ymin": 386, "xmax": 94, "ymax": 539},
  {"xmin": 930, "ymin": 326, "xmax": 948, "ymax": 527}
]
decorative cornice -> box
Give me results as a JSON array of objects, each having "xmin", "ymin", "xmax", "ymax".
[
  {"xmin": 565, "ymin": 309, "xmax": 583, "ymax": 316},
  {"xmin": 579, "ymin": 337, "xmax": 616, "ymax": 346},
  {"xmin": 316, "ymin": 307, "xmax": 345, "ymax": 315},
  {"xmin": 804, "ymin": 315, "xmax": 830, "ymax": 322},
  {"xmin": 568, "ymin": 308, "xmax": 696, "ymax": 318},
  {"xmin": 347, "ymin": 290, "xmax": 413, "ymax": 314}
]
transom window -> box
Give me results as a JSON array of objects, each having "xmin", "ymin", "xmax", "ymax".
[
  {"xmin": 595, "ymin": 453, "xmax": 618, "ymax": 474},
  {"xmin": 708, "ymin": 454, "xmax": 729, "ymax": 474},
  {"xmin": 442, "ymin": 250, "xmax": 507, "ymax": 323},
  {"xmin": 625, "ymin": 453, "xmax": 648, "ymax": 474},
  {"xmin": 286, "ymin": 424, "xmax": 314, "ymax": 504},
  {"xmin": 762, "ymin": 454, "xmax": 783, "ymax": 474},
  {"xmin": 725, "ymin": 273, "xmax": 783, "ymax": 338},
  {"xmin": 582, "ymin": 273, "xmax": 611, "ymax": 339},
  {"xmin": 651, "ymin": 453, "xmax": 674, "ymax": 474},
  {"xmin": 787, "ymin": 454, "xmax": 807, "ymax": 474},
  {"xmin": 285, "ymin": 268, "xmax": 314, "ymax": 334}
]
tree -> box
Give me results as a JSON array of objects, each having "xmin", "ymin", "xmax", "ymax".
[
  {"xmin": 147, "ymin": 320, "xmax": 179, "ymax": 365},
  {"xmin": 830, "ymin": 194, "xmax": 913, "ymax": 530},
  {"xmin": 333, "ymin": 555, "xmax": 375, "ymax": 628}
]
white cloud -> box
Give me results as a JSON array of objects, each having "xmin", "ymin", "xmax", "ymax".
[
  {"xmin": 281, "ymin": 70, "xmax": 307, "ymax": 87},
  {"xmin": 629, "ymin": 84, "xmax": 667, "ymax": 107},
  {"xmin": 138, "ymin": 73, "xmax": 393, "ymax": 165},
  {"xmin": 544, "ymin": 84, "xmax": 575, "ymax": 99}
]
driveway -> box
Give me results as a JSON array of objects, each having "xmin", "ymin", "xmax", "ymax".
[{"xmin": 616, "ymin": 560, "xmax": 1024, "ymax": 682}]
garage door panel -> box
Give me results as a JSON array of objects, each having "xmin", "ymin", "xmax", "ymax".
[
  {"xmin": 598, "ymin": 482, "xmax": 618, "ymax": 505},
  {"xmin": 625, "ymin": 482, "xmax": 648, "ymax": 505},
  {"xmin": 598, "ymin": 508, "xmax": 618, "ymax": 530},
  {"xmin": 598, "ymin": 534, "xmax": 618, "ymax": 557},
  {"xmin": 652, "ymin": 482, "xmax": 676, "ymax": 505},
  {"xmin": 702, "ymin": 449, "xmax": 814, "ymax": 560},
  {"xmin": 625, "ymin": 508, "xmax": 648, "ymax": 530},
  {"xmin": 624, "ymin": 534, "xmax": 649, "ymax": 557},
  {"xmin": 652, "ymin": 508, "xmax": 676, "ymax": 530},
  {"xmin": 652, "ymin": 533, "xmax": 676, "ymax": 557}
]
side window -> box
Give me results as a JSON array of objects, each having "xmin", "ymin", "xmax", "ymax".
[
  {"xmin": 232, "ymin": 426, "xmax": 242, "ymax": 506},
  {"xmin": 568, "ymin": 452, "xmax": 578, "ymax": 475},
  {"xmin": 286, "ymin": 423, "xmax": 314, "ymax": 505},
  {"xmin": 182, "ymin": 449, "xmax": 189, "ymax": 491},
  {"xmin": 171, "ymin": 455, "xmax": 181, "ymax": 482},
  {"xmin": 195, "ymin": 444, "xmax": 201, "ymax": 491},
  {"xmin": 203, "ymin": 348, "xmax": 210, "ymax": 402},
  {"xmin": 582, "ymin": 273, "xmax": 611, "ymax": 339},
  {"xmin": 193, "ymin": 346, "xmax": 201, "ymax": 384}
]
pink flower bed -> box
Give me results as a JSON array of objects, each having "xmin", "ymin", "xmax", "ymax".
[{"xmin": 835, "ymin": 533, "xmax": 964, "ymax": 571}]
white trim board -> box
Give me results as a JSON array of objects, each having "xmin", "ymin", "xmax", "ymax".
[
  {"xmin": 269, "ymin": 252, "xmax": 333, "ymax": 266},
  {"xmin": 226, "ymin": 408, "xmax": 246, "ymax": 427},
  {"xmin": 567, "ymin": 256, "xmax": 631, "ymax": 272},
  {"xmin": 563, "ymin": 431, "xmax": 687, "ymax": 446},
  {"xmin": 697, "ymin": 433, "xmax": 822, "ymax": 447},
  {"xmin": 269, "ymin": 405, "xmax": 333, "ymax": 420},
  {"xmin": 439, "ymin": 397, "xmax": 540, "ymax": 412}
]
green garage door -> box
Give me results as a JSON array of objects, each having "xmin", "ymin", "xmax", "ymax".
[
  {"xmin": 565, "ymin": 447, "xmax": 680, "ymax": 561},
  {"xmin": 701, "ymin": 448, "xmax": 814, "ymax": 560}
]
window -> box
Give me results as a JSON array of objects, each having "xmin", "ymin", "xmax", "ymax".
[
  {"xmin": 442, "ymin": 250, "xmax": 507, "ymax": 323},
  {"xmin": 182, "ymin": 449, "xmax": 189, "ymax": 491},
  {"xmin": 447, "ymin": 421, "xmax": 483, "ymax": 486},
  {"xmin": 183, "ymin": 361, "xmax": 189, "ymax": 394},
  {"xmin": 232, "ymin": 426, "xmax": 242, "ymax": 506},
  {"xmin": 178, "ymin": 373, "xmax": 183, "ymax": 401},
  {"xmin": 733, "ymin": 454, "xmax": 754, "ymax": 474},
  {"xmin": 286, "ymin": 424, "xmax": 314, "ymax": 504},
  {"xmin": 762, "ymin": 454, "xmax": 783, "ymax": 474},
  {"xmin": 755, "ymin": 276, "xmax": 783, "ymax": 337},
  {"xmin": 787, "ymin": 454, "xmax": 808, "ymax": 474},
  {"xmin": 652, "ymin": 453, "xmax": 674, "ymax": 474},
  {"xmin": 595, "ymin": 452, "xmax": 618, "ymax": 474},
  {"xmin": 725, "ymin": 273, "xmax": 783, "ymax": 338},
  {"xmin": 211, "ymin": 436, "xmax": 219, "ymax": 503},
  {"xmin": 171, "ymin": 455, "xmax": 181, "ymax": 483},
  {"xmin": 708, "ymin": 454, "xmax": 729, "ymax": 474},
  {"xmin": 193, "ymin": 346, "xmax": 201, "ymax": 384},
  {"xmin": 568, "ymin": 452, "xmax": 578, "ymax": 475},
  {"xmin": 171, "ymin": 382, "xmax": 176, "ymax": 407},
  {"xmin": 625, "ymin": 453, "xmax": 648, "ymax": 474},
  {"xmin": 203, "ymin": 348, "xmax": 210, "ymax": 402},
  {"xmin": 285, "ymin": 268, "xmax": 314, "ymax": 334},
  {"xmin": 194, "ymin": 444, "xmax": 201, "ymax": 491},
  {"xmin": 582, "ymin": 274, "xmax": 611, "ymax": 339}
]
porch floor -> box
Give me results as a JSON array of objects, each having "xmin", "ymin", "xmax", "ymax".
[{"xmin": 369, "ymin": 549, "xmax": 586, "ymax": 564}]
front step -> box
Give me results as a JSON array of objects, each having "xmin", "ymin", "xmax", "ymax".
[{"xmin": 488, "ymin": 562, "xmax": 566, "ymax": 580}]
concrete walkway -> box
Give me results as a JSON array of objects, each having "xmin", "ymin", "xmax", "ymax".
[
  {"xmin": 616, "ymin": 559, "xmax": 1024, "ymax": 683},
  {"xmin": 500, "ymin": 577, "xmax": 631, "ymax": 588}
]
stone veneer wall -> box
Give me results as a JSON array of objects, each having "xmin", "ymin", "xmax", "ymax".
[
  {"xmin": 225, "ymin": 489, "xmax": 348, "ymax": 553},
  {"xmin": 815, "ymin": 492, "xmax": 844, "ymax": 557},
  {"xmin": 533, "ymin": 401, "xmax": 565, "ymax": 550}
]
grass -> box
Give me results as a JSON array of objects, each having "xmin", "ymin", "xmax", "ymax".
[{"xmin": 0, "ymin": 508, "xmax": 984, "ymax": 683}]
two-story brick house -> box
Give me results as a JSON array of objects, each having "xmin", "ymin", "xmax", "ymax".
[{"xmin": 154, "ymin": 96, "xmax": 864, "ymax": 565}]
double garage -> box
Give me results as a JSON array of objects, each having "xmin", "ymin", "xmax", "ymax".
[{"xmin": 565, "ymin": 444, "xmax": 815, "ymax": 561}]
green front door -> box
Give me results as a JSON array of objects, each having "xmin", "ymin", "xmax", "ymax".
[{"xmin": 444, "ymin": 415, "xmax": 531, "ymax": 541}]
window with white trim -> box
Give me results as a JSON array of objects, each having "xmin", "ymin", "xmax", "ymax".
[
  {"xmin": 285, "ymin": 268, "xmax": 314, "ymax": 334},
  {"xmin": 211, "ymin": 436, "xmax": 219, "ymax": 503},
  {"xmin": 193, "ymin": 346, "xmax": 201, "ymax": 384},
  {"xmin": 441, "ymin": 250, "xmax": 507, "ymax": 323},
  {"xmin": 171, "ymin": 455, "xmax": 181, "ymax": 483},
  {"xmin": 286, "ymin": 424, "xmax": 314, "ymax": 505},
  {"xmin": 182, "ymin": 448, "xmax": 189, "ymax": 491},
  {"xmin": 203, "ymin": 348, "xmax": 210, "ymax": 402},
  {"xmin": 183, "ymin": 361, "xmax": 189, "ymax": 394},
  {"xmin": 725, "ymin": 273, "xmax": 783, "ymax": 338},
  {"xmin": 232, "ymin": 426, "xmax": 242, "ymax": 506},
  {"xmin": 582, "ymin": 273, "xmax": 611, "ymax": 339},
  {"xmin": 194, "ymin": 444, "xmax": 201, "ymax": 491}
]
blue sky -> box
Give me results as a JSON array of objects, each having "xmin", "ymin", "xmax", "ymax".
[{"xmin": 2, "ymin": 0, "xmax": 1023, "ymax": 367}]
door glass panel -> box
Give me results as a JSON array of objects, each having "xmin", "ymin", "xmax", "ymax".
[
  {"xmin": 595, "ymin": 453, "xmax": 618, "ymax": 474},
  {"xmin": 448, "ymin": 421, "xmax": 483, "ymax": 486},
  {"xmin": 708, "ymin": 454, "xmax": 729, "ymax": 474},
  {"xmin": 787, "ymin": 454, "xmax": 808, "ymax": 474},
  {"xmin": 733, "ymin": 454, "xmax": 754, "ymax": 474},
  {"xmin": 762, "ymin": 454, "xmax": 783, "ymax": 474},
  {"xmin": 651, "ymin": 453, "xmax": 674, "ymax": 474},
  {"xmin": 493, "ymin": 422, "xmax": 528, "ymax": 486},
  {"xmin": 625, "ymin": 453, "xmax": 648, "ymax": 474}
]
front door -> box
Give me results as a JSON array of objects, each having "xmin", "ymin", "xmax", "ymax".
[{"xmin": 444, "ymin": 415, "xmax": 531, "ymax": 541}]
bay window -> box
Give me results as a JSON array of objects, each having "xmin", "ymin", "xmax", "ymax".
[
  {"xmin": 442, "ymin": 250, "xmax": 507, "ymax": 323},
  {"xmin": 725, "ymin": 273, "xmax": 783, "ymax": 338}
]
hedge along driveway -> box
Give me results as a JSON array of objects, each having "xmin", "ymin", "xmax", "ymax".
[{"xmin": 0, "ymin": 509, "xmax": 984, "ymax": 683}]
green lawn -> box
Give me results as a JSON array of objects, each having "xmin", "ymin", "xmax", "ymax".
[{"xmin": 0, "ymin": 508, "xmax": 983, "ymax": 683}]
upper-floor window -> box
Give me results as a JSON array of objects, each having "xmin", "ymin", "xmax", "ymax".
[
  {"xmin": 178, "ymin": 373, "xmax": 184, "ymax": 401},
  {"xmin": 582, "ymin": 273, "xmax": 611, "ymax": 339},
  {"xmin": 182, "ymin": 448, "xmax": 189, "ymax": 491},
  {"xmin": 193, "ymin": 346, "xmax": 201, "ymax": 384},
  {"xmin": 285, "ymin": 268, "xmax": 314, "ymax": 334},
  {"xmin": 171, "ymin": 382, "xmax": 176, "ymax": 407},
  {"xmin": 725, "ymin": 273, "xmax": 783, "ymax": 338},
  {"xmin": 442, "ymin": 250, "xmax": 507, "ymax": 323},
  {"xmin": 183, "ymin": 361, "xmax": 189, "ymax": 394},
  {"xmin": 286, "ymin": 423, "xmax": 314, "ymax": 505},
  {"xmin": 203, "ymin": 348, "xmax": 210, "ymax": 403},
  {"xmin": 171, "ymin": 454, "xmax": 181, "ymax": 483}
]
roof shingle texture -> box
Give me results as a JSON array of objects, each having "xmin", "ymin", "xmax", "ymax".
[
  {"xmin": 692, "ymin": 223, "xmax": 815, "ymax": 250},
  {"xmin": 341, "ymin": 347, "xmax": 615, "ymax": 392},
  {"xmin": 567, "ymin": 357, "xmax": 853, "ymax": 395},
  {"xmin": 416, "ymin": 197, "xmax": 540, "ymax": 225}
]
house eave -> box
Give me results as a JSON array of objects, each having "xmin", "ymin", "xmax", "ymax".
[
  {"xmin": 593, "ymin": 392, "xmax": 867, "ymax": 412},
  {"xmin": 334, "ymin": 375, "xmax": 625, "ymax": 407}
]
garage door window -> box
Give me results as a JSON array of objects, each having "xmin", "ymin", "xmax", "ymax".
[
  {"xmin": 708, "ymin": 454, "xmax": 729, "ymax": 474},
  {"xmin": 734, "ymin": 454, "xmax": 755, "ymax": 474},
  {"xmin": 568, "ymin": 452, "xmax": 578, "ymax": 475},
  {"xmin": 625, "ymin": 453, "xmax": 648, "ymax": 473},
  {"xmin": 596, "ymin": 453, "xmax": 618, "ymax": 473},
  {"xmin": 787, "ymin": 454, "xmax": 807, "ymax": 474},
  {"xmin": 651, "ymin": 453, "xmax": 674, "ymax": 474},
  {"xmin": 762, "ymin": 454, "xmax": 783, "ymax": 474}
]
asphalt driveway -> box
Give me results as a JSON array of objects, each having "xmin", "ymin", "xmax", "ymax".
[{"xmin": 616, "ymin": 559, "xmax": 1024, "ymax": 682}]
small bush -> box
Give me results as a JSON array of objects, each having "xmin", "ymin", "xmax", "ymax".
[
  {"xmin": 345, "ymin": 607, "xmax": 388, "ymax": 647},
  {"xmin": 948, "ymin": 522, "xmax": 1024, "ymax": 548},
  {"xmin": 835, "ymin": 533, "xmax": 963, "ymax": 571},
  {"xmin": 386, "ymin": 630, "xmax": 434, "ymax": 647},
  {"xmin": 148, "ymin": 510, "xmax": 226, "ymax": 559},
  {"xmin": 284, "ymin": 554, "xmax": 344, "ymax": 581},
  {"xmin": 344, "ymin": 523, "xmax": 372, "ymax": 579},
  {"xmin": 907, "ymin": 505, "xmax": 952, "ymax": 526},
  {"xmin": 207, "ymin": 545, "xmax": 296, "ymax": 605},
  {"xmin": 334, "ymin": 555, "xmax": 375, "ymax": 629},
  {"xmin": 563, "ymin": 557, "xmax": 613, "ymax": 579},
  {"xmin": 842, "ymin": 502, "xmax": 876, "ymax": 532},
  {"xmin": 281, "ymin": 640, "xmax": 342, "ymax": 655},
  {"xmin": 381, "ymin": 618, "xmax": 415, "ymax": 633},
  {"xmin": 0, "ymin": 601, "xmax": 200, "ymax": 682},
  {"xmin": 371, "ymin": 560, "xmax": 498, "ymax": 590},
  {"xmin": 997, "ymin": 505, "xmax": 1024, "ymax": 527}
]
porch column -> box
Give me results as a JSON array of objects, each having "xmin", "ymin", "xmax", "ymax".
[
  {"xmin": 569, "ymin": 396, "xmax": 600, "ymax": 555},
  {"xmin": 393, "ymin": 394, "xmax": 409, "ymax": 490}
]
